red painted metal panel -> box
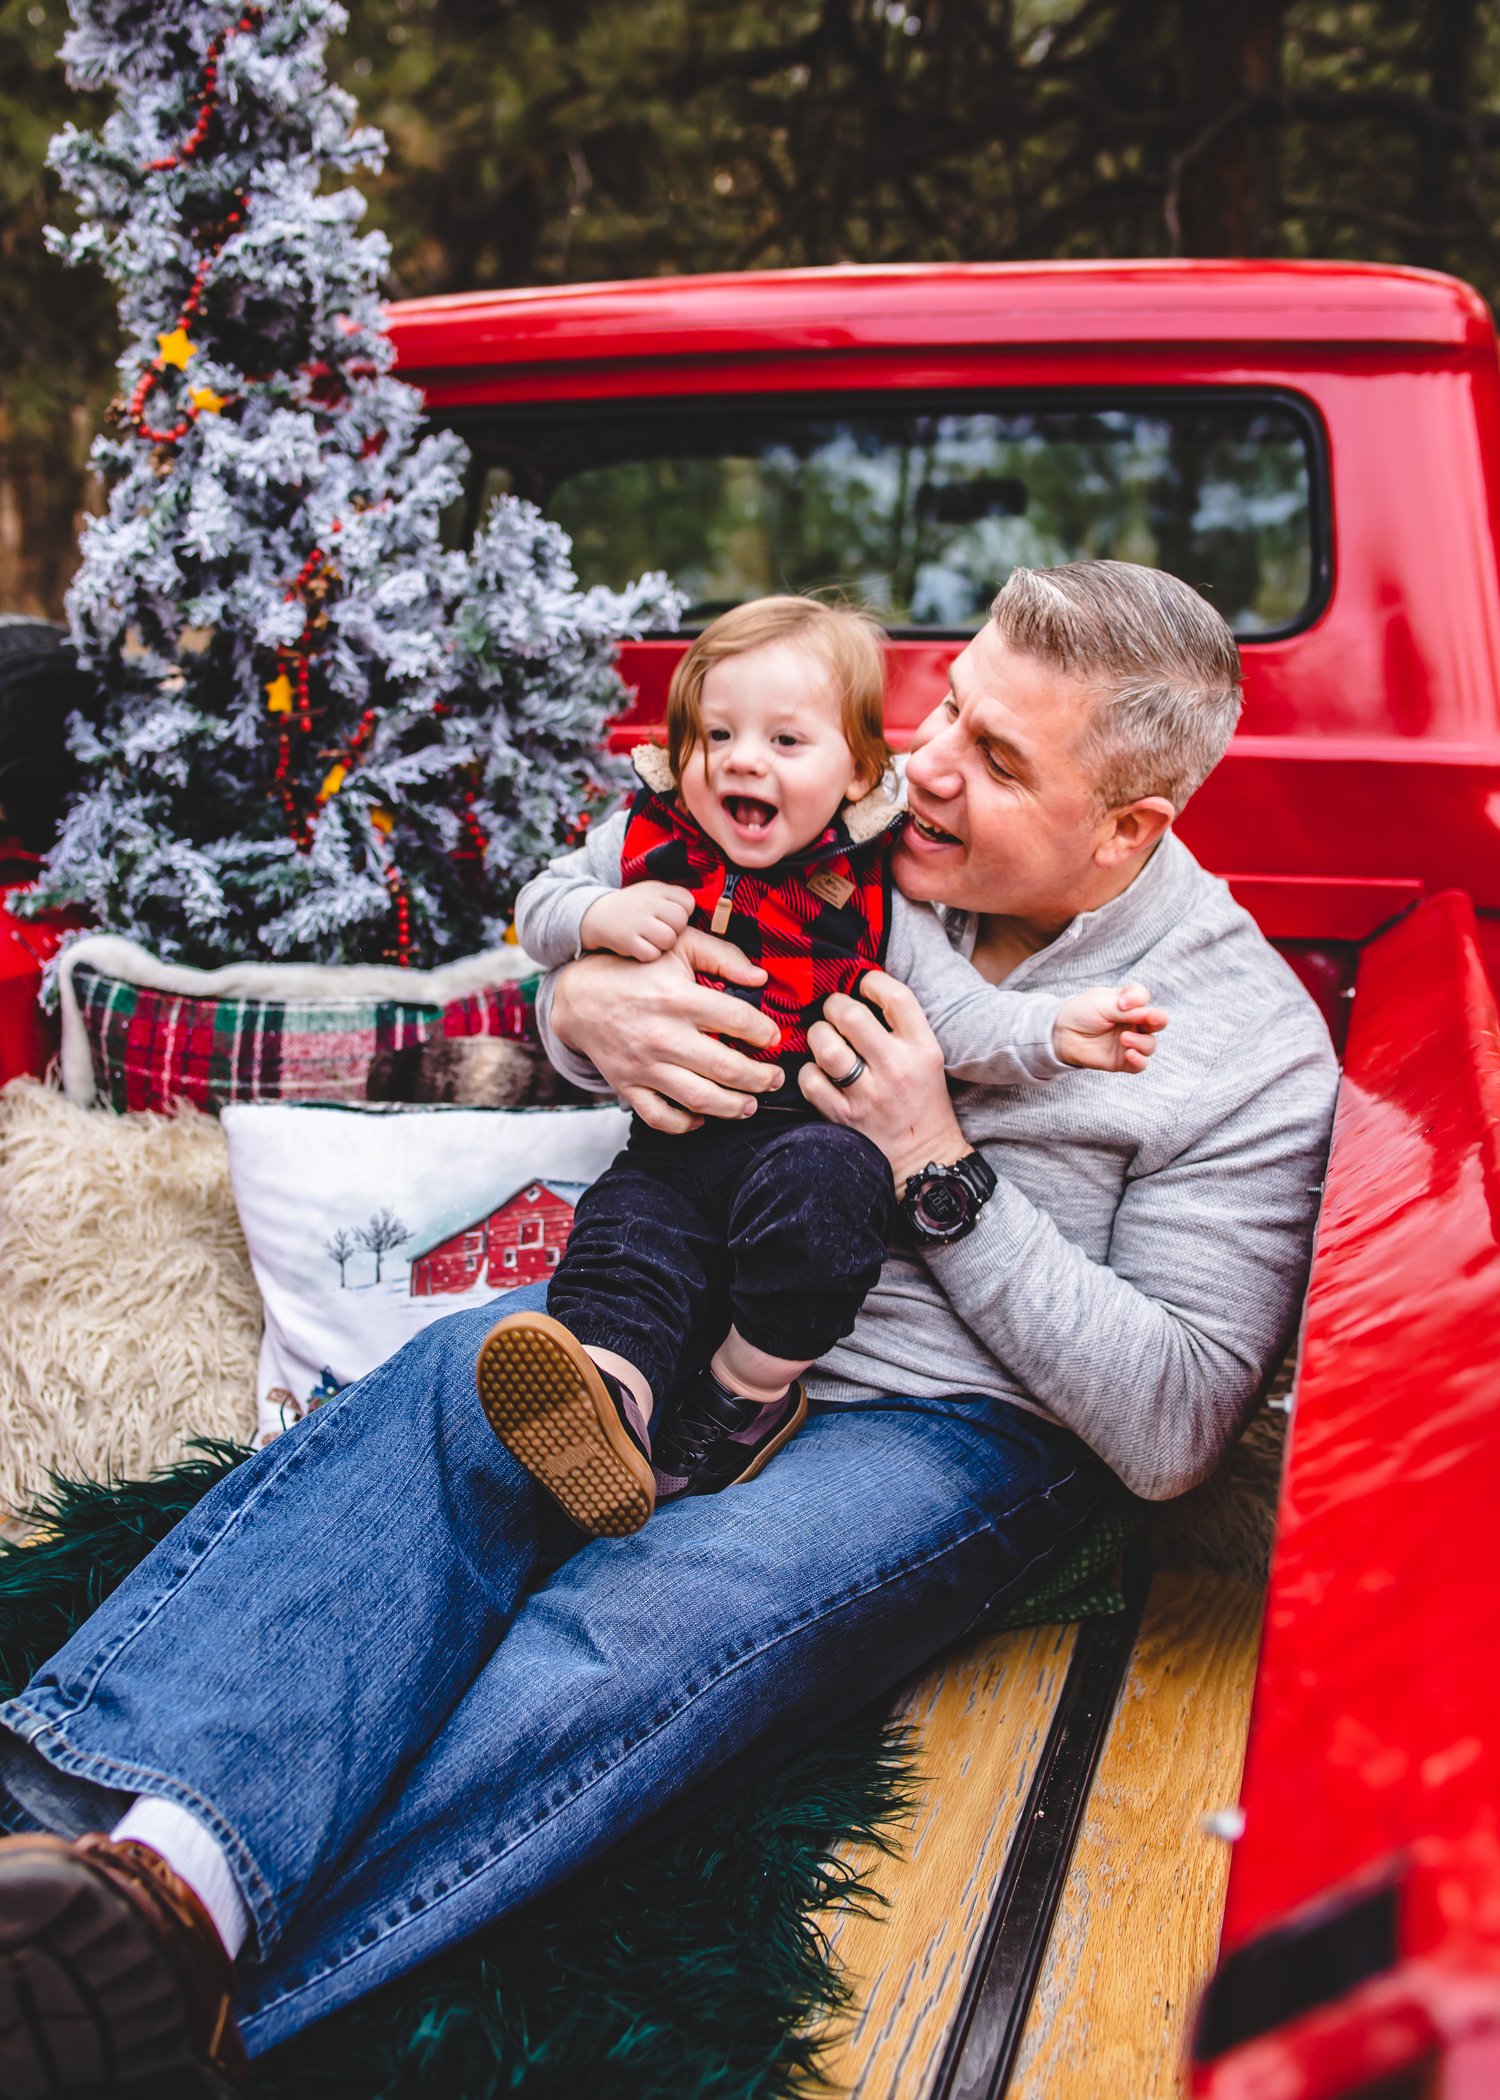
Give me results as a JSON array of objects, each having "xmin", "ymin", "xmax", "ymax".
[
  {"xmin": 1197, "ymin": 892, "xmax": 1500, "ymax": 2097},
  {"xmin": 1219, "ymin": 878, "xmax": 1423, "ymax": 943},
  {"xmin": 0, "ymin": 882, "xmax": 71, "ymax": 1088},
  {"xmin": 1180, "ymin": 748, "xmax": 1500, "ymax": 911},
  {"xmin": 1479, "ymin": 915, "xmax": 1500, "ymax": 1001},
  {"xmin": 386, "ymin": 262, "xmax": 1492, "ymax": 376},
  {"xmin": 396, "ymin": 261, "xmax": 1500, "ymax": 768}
]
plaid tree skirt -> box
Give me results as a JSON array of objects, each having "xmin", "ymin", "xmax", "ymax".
[{"xmin": 71, "ymin": 962, "xmax": 539, "ymax": 1115}]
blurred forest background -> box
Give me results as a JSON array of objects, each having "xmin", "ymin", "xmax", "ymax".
[{"xmin": 1, "ymin": 0, "xmax": 1496, "ymax": 616}]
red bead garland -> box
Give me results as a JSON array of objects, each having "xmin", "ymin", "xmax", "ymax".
[
  {"xmin": 386, "ymin": 868, "xmax": 412, "ymax": 967},
  {"xmin": 145, "ymin": 11, "xmax": 261, "ymax": 171},
  {"xmin": 131, "ymin": 2, "xmax": 263, "ymax": 445},
  {"xmin": 266, "ymin": 522, "xmax": 346, "ymax": 848},
  {"xmin": 273, "ymin": 726, "xmax": 309, "ymax": 849},
  {"xmin": 129, "ymin": 369, "xmax": 190, "ymax": 446},
  {"xmin": 456, "ymin": 787, "xmax": 488, "ymax": 865}
]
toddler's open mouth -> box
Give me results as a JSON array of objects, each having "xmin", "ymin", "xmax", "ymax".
[{"xmin": 723, "ymin": 794, "xmax": 779, "ymax": 835}]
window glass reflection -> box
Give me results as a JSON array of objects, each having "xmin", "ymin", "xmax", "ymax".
[{"xmin": 454, "ymin": 397, "xmax": 1318, "ymax": 638}]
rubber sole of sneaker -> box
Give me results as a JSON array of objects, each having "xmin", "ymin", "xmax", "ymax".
[
  {"xmin": 0, "ymin": 1839, "xmax": 233, "ymax": 2098},
  {"xmin": 476, "ymin": 1311, "xmax": 655, "ymax": 1538}
]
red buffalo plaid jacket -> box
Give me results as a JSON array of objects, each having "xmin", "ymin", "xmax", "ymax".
[{"xmin": 620, "ymin": 744, "xmax": 901, "ymax": 1068}]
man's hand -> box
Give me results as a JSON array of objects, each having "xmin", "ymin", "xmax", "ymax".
[
  {"xmin": 549, "ymin": 928, "xmax": 785, "ymax": 1133},
  {"xmin": 580, "ymin": 881, "xmax": 696, "ymax": 963},
  {"xmin": 1053, "ymin": 982, "xmax": 1168, "ymax": 1074},
  {"xmin": 801, "ymin": 972, "xmax": 969, "ymax": 1192}
]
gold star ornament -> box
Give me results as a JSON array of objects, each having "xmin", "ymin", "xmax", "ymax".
[
  {"xmin": 190, "ymin": 385, "xmax": 227, "ymax": 414},
  {"xmin": 157, "ymin": 327, "xmax": 197, "ymax": 370},
  {"xmin": 265, "ymin": 672, "xmax": 293, "ymax": 715}
]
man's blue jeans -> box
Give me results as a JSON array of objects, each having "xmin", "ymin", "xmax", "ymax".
[{"xmin": 0, "ymin": 1284, "xmax": 1109, "ymax": 2055}]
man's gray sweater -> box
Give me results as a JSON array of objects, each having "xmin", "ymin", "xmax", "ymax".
[{"xmin": 537, "ymin": 832, "xmax": 1340, "ymax": 1502}]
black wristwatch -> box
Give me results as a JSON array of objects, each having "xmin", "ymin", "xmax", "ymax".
[{"xmin": 899, "ymin": 1150, "xmax": 997, "ymax": 1247}]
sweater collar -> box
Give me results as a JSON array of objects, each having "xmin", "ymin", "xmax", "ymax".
[{"xmin": 942, "ymin": 831, "xmax": 1208, "ymax": 985}]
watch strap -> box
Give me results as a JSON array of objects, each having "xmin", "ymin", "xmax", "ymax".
[{"xmin": 952, "ymin": 1149, "xmax": 997, "ymax": 1203}]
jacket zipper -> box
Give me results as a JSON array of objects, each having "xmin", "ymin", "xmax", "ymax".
[{"xmin": 710, "ymin": 868, "xmax": 740, "ymax": 935}]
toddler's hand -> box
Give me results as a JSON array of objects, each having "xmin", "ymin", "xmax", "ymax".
[
  {"xmin": 581, "ymin": 882, "xmax": 696, "ymax": 963},
  {"xmin": 1053, "ymin": 982, "xmax": 1168, "ymax": 1074}
]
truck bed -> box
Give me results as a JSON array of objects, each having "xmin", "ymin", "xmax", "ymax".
[
  {"xmin": 801, "ymin": 888, "xmax": 1500, "ymax": 2099},
  {"xmin": 812, "ymin": 1571, "xmax": 1262, "ymax": 2097}
]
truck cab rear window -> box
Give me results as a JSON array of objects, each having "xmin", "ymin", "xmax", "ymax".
[{"xmin": 451, "ymin": 393, "xmax": 1323, "ymax": 640}]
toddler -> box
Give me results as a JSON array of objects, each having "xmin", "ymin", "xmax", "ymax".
[{"xmin": 478, "ymin": 597, "xmax": 1166, "ymax": 1537}]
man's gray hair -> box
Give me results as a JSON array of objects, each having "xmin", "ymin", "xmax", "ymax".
[{"xmin": 990, "ymin": 560, "xmax": 1242, "ymax": 813}]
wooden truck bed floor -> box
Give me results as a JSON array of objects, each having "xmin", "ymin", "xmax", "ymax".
[{"xmin": 809, "ymin": 1570, "xmax": 1264, "ymax": 2098}]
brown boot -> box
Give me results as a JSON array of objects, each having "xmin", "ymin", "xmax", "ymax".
[{"xmin": 0, "ymin": 1832, "xmax": 249, "ymax": 2096}]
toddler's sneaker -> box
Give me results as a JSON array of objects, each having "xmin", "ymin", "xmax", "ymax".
[
  {"xmin": 652, "ymin": 1369, "xmax": 807, "ymax": 1502},
  {"xmin": 476, "ymin": 1310, "xmax": 655, "ymax": 1537}
]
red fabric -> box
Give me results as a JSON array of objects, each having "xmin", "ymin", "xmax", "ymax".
[
  {"xmin": 620, "ymin": 786, "xmax": 893, "ymax": 1061},
  {"xmin": 68, "ymin": 961, "xmax": 540, "ymax": 1115}
]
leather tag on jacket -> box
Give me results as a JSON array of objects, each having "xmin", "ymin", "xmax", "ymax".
[{"xmin": 808, "ymin": 869, "xmax": 855, "ymax": 909}]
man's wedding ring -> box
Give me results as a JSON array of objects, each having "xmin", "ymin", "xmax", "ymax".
[{"xmin": 829, "ymin": 1054, "xmax": 867, "ymax": 1090}]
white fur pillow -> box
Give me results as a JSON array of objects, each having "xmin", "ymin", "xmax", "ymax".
[{"xmin": 0, "ymin": 1080, "xmax": 260, "ymax": 1521}]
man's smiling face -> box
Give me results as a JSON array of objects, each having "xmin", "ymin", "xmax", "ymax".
[{"xmin": 894, "ymin": 618, "xmax": 1120, "ymax": 929}]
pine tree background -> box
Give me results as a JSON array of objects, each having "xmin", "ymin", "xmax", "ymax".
[
  {"xmin": 5, "ymin": 0, "xmax": 1500, "ymax": 633},
  {"xmin": 23, "ymin": 0, "xmax": 675, "ymax": 968},
  {"xmin": 3, "ymin": 0, "xmax": 1498, "ymax": 960}
]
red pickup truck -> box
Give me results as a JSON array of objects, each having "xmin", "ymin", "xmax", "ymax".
[{"xmin": 6, "ymin": 260, "xmax": 1499, "ymax": 2098}]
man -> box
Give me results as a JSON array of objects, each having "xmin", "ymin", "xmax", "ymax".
[{"xmin": 0, "ymin": 562, "xmax": 1337, "ymax": 2094}]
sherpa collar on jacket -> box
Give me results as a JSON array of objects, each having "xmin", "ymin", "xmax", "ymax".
[{"xmin": 629, "ymin": 742, "xmax": 901, "ymax": 857}]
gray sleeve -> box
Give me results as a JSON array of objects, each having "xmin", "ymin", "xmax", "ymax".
[
  {"xmin": 512, "ymin": 808, "xmax": 630, "ymax": 969},
  {"xmin": 887, "ymin": 895, "xmax": 1066, "ymax": 1085},
  {"xmin": 533, "ymin": 967, "xmax": 616, "ymax": 1095},
  {"xmin": 925, "ymin": 1034, "xmax": 1338, "ymax": 1500}
]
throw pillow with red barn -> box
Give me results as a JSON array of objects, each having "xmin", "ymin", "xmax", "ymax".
[
  {"xmin": 409, "ymin": 1180, "xmax": 588, "ymax": 1297},
  {"xmin": 222, "ymin": 1101, "xmax": 629, "ymax": 1444}
]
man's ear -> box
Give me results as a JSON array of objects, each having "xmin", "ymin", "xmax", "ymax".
[{"xmin": 1095, "ymin": 796, "xmax": 1174, "ymax": 869}]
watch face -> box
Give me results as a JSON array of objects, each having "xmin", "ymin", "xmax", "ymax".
[{"xmin": 915, "ymin": 1176, "xmax": 971, "ymax": 1234}]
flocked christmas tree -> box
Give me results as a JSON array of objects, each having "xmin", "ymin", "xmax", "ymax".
[{"xmin": 28, "ymin": 0, "xmax": 676, "ymax": 969}]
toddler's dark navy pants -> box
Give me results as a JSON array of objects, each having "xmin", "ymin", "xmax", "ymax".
[{"xmin": 547, "ymin": 1108, "xmax": 896, "ymax": 1403}]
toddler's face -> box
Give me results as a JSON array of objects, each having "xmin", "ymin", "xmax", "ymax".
[{"xmin": 678, "ymin": 639, "xmax": 874, "ymax": 868}]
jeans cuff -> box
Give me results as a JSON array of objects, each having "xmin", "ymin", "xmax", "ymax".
[
  {"xmin": 0, "ymin": 1698, "xmax": 278, "ymax": 1956},
  {"xmin": 0, "ymin": 1725, "xmax": 134, "ymax": 1836}
]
